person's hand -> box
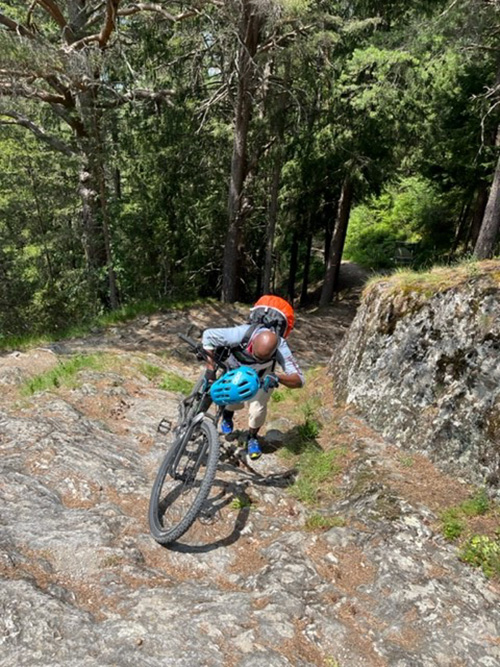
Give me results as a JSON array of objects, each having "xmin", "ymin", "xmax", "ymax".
[
  {"xmin": 203, "ymin": 369, "xmax": 216, "ymax": 390},
  {"xmin": 261, "ymin": 373, "xmax": 279, "ymax": 392}
]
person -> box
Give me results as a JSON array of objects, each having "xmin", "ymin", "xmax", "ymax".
[{"xmin": 202, "ymin": 320, "xmax": 304, "ymax": 460}]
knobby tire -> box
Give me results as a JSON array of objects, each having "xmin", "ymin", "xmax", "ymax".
[{"xmin": 148, "ymin": 418, "xmax": 219, "ymax": 545}]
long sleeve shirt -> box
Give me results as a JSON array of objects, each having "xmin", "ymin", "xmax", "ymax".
[{"xmin": 202, "ymin": 324, "xmax": 305, "ymax": 385}]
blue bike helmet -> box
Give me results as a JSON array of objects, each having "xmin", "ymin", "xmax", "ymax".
[{"xmin": 210, "ymin": 367, "xmax": 260, "ymax": 406}]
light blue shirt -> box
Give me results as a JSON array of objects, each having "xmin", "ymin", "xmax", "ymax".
[{"xmin": 202, "ymin": 324, "xmax": 305, "ymax": 385}]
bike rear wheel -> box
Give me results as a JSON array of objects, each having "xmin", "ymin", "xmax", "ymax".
[{"xmin": 148, "ymin": 419, "xmax": 219, "ymax": 544}]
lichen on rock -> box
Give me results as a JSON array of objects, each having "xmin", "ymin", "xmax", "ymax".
[{"xmin": 333, "ymin": 260, "xmax": 500, "ymax": 491}]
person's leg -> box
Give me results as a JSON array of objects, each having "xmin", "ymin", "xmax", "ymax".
[
  {"xmin": 246, "ymin": 388, "xmax": 272, "ymax": 459},
  {"xmin": 221, "ymin": 402, "xmax": 244, "ymax": 434}
]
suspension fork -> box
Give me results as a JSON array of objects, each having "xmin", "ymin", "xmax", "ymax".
[{"xmin": 170, "ymin": 412, "xmax": 207, "ymax": 475}]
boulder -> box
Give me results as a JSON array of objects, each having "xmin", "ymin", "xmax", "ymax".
[{"xmin": 333, "ymin": 261, "xmax": 500, "ymax": 491}]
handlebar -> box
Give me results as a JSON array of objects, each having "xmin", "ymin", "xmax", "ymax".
[
  {"xmin": 178, "ymin": 332, "xmax": 201, "ymax": 350},
  {"xmin": 178, "ymin": 333, "xmax": 228, "ymax": 372},
  {"xmin": 178, "ymin": 333, "xmax": 208, "ymax": 361}
]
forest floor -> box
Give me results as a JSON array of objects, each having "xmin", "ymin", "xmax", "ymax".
[{"xmin": 1, "ymin": 261, "xmax": 499, "ymax": 666}]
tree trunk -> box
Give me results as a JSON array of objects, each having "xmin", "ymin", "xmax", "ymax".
[
  {"xmin": 25, "ymin": 160, "xmax": 54, "ymax": 284},
  {"xmin": 320, "ymin": 177, "xmax": 353, "ymax": 306},
  {"xmin": 287, "ymin": 231, "xmax": 299, "ymax": 305},
  {"xmin": 474, "ymin": 128, "xmax": 500, "ymax": 259},
  {"xmin": 78, "ymin": 150, "xmax": 105, "ymax": 274},
  {"xmin": 323, "ymin": 198, "xmax": 336, "ymax": 264},
  {"xmin": 263, "ymin": 62, "xmax": 289, "ymax": 294},
  {"xmin": 222, "ymin": 1, "xmax": 262, "ymax": 302},
  {"xmin": 263, "ymin": 150, "xmax": 282, "ymax": 294},
  {"xmin": 449, "ymin": 193, "xmax": 472, "ymax": 258},
  {"xmin": 300, "ymin": 232, "xmax": 313, "ymax": 306},
  {"xmin": 76, "ymin": 89, "xmax": 119, "ymax": 309},
  {"xmin": 466, "ymin": 182, "xmax": 489, "ymax": 252},
  {"xmin": 96, "ymin": 159, "xmax": 120, "ymax": 309}
]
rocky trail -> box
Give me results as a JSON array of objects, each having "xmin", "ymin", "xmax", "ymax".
[{"xmin": 1, "ymin": 270, "xmax": 499, "ymax": 666}]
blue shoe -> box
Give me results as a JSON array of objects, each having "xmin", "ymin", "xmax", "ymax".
[
  {"xmin": 221, "ymin": 418, "xmax": 233, "ymax": 435},
  {"xmin": 247, "ymin": 437, "xmax": 262, "ymax": 460}
]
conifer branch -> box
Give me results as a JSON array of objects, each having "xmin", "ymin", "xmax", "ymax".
[
  {"xmin": 36, "ymin": 0, "xmax": 68, "ymax": 30},
  {"xmin": 0, "ymin": 13, "xmax": 37, "ymax": 39},
  {"xmin": 0, "ymin": 82, "xmax": 67, "ymax": 105},
  {"xmin": 0, "ymin": 110, "xmax": 74, "ymax": 155},
  {"xmin": 99, "ymin": 0, "xmax": 121, "ymax": 48},
  {"xmin": 97, "ymin": 86, "xmax": 175, "ymax": 108}
]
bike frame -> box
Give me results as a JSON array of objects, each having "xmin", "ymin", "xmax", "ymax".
[{"xmin": 166, "ymin": 334, "xmax": 229, "ymax": 477}]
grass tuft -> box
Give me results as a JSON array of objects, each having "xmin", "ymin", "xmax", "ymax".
[
  {"xmin": 21, "ymin": 354, "xmax": 104, "ymax": 395},
  {"xmin": 280, "ymin": 419, "xmax": 322, "ymax": 459},
  {"xmin": 440, "ymin": 488, "xmax": 492, "ymax": 541},
  {"xmin": 364, "ymin": 258, "xmax": 500, "ymax": 301},
  {"xmin": 289, "ymin": 448, "xmax": 342, "ymax": 505},
  {"xmin": 159, "ymin": 372, "xmax": 194, "ymax": 395},
  {"xmin": 139, "ymin": 363, "xmax": 165, "ymax": 382},
  {"xmin": 304, "ymin": 513, "xmax": 345, "ymax": 531},
  {"xmin": 440, "ymin": 488, "xmax": 494, "ymax": 543},
  {"xmin": 230, "ymin": 495, "xmax": 253, "ymax": 510},
  {"xmin": 98, "ymin": 297, "xmax": 214, "ymax": 326},
  {"xmin": 270, "ymin": 387, "xmax": 295, "ymax": 403},
  {"xmin": 137, "ymin": 362, "xmax": 194, "ymax": 395}
]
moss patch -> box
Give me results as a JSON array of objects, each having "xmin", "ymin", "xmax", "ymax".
[
  {"xmin": 362, "ymin": 259, "xmax": 500, "ymax": 334},
  {"xmin": 364, "ymin": 259, "xmax": 500, "ymax": 300}
]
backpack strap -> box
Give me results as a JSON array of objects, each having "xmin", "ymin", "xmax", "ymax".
[
  {"xmin": 230, "ymin": 323, "xmax": 278, "ymax": 371},
  {"xmin": 240, "ymin": 322, "xmax": 261, "ymax": 349},
  {"xmin": 230, "ymin": 323, "xmax": 261, "ymax": 365}
]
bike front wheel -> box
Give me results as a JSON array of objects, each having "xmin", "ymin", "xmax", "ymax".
[{"xmin": 148, "ymin": 419, "xmax": 219, "ymax": 545}]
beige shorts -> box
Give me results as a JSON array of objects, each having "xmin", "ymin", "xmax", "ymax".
[{"xmin": 225, "ymin": 387, "xmax": 273, "ymax": 430}]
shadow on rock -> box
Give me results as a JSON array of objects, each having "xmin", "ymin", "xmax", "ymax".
[
  {"xmin": 262, "ymin": 424, "xmax": 323, "ymax": 458},
  {"xmin": 164, "ymin": 454, "xmax": 298, "ymax": 554}
]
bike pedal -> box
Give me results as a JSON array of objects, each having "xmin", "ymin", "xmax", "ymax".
[
  {"xmin": 157, "ymin": 418, "xmax": 172, "ymax": 435},
  {"xmin": 232, "ymin": 447, "xmax": 247, "ymax": 464}
]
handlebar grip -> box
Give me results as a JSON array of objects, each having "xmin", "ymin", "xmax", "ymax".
[
  {"xmin": 178, "ymin": 332, "xmax": 227, "ymax": 371},
  {"xmin": 178, "ymin": 333, "xmax": 199, "ymax": 349},
  {"xmin": 178, "ymin": 333, "xmax": 210, "ymax": 363}
]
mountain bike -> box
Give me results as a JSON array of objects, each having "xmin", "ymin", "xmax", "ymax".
[{"xmin": 148, "ymin": 333, "xmax": 228, "ymax": 545}]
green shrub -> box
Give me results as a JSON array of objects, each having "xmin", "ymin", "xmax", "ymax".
[
  {"xmin": 460, "ymin": 488, "xmax": 489, "ymax": 517},
  {"xmin": 344, "ymin": 176, "xmax": 455, "ymax": 270},
  {"xmin": 440, "ymin": 508, "xmax": 464, "ymax": 541},
  {"xmin": 460, "ymin": 535, "xmax": 500, "ymax": 578}
]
